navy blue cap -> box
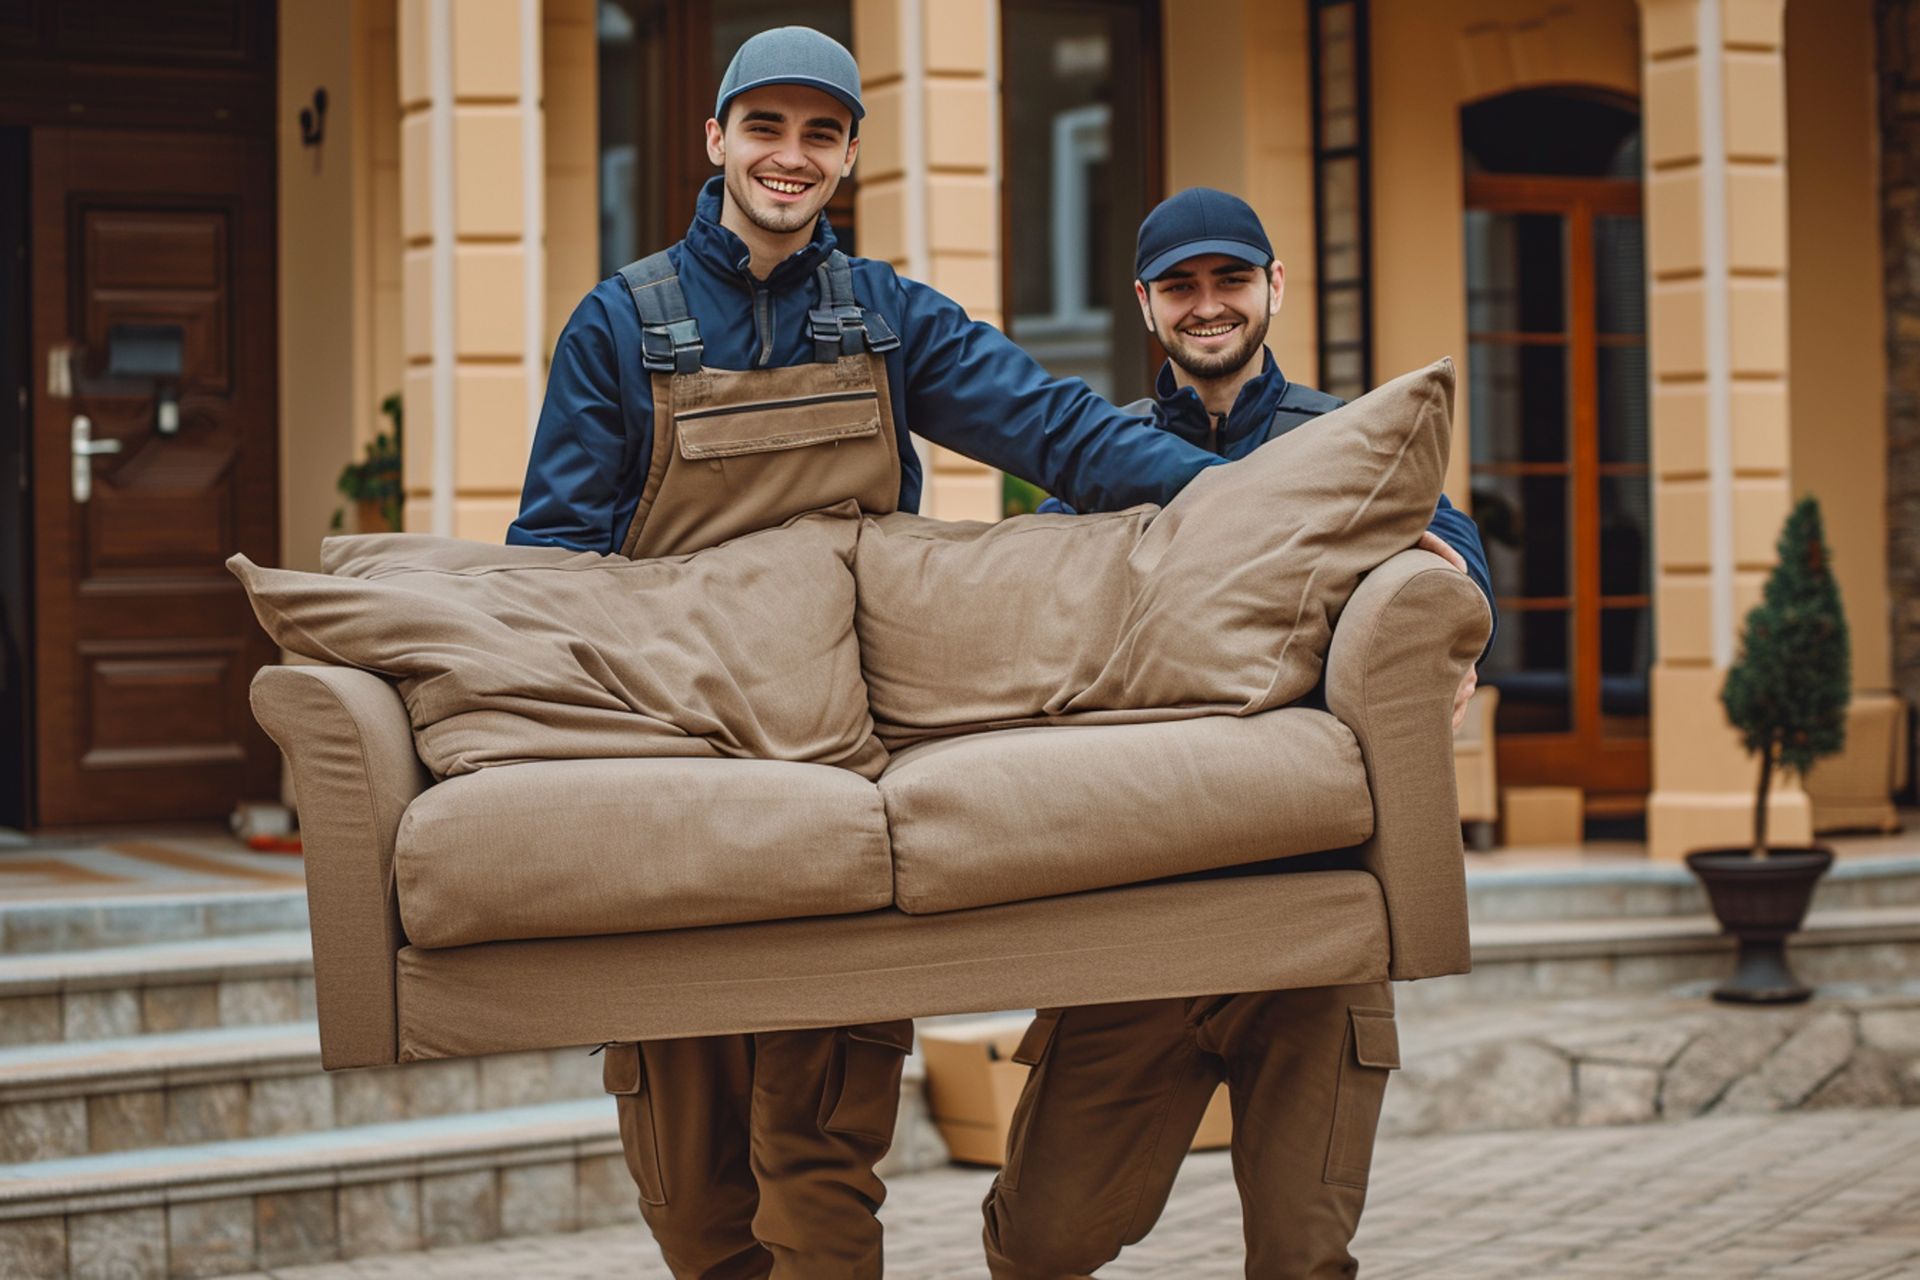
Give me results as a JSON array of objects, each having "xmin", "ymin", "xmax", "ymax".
[
  {"xmin": 1135, "ymin": 188, "xmax": 1274, "ymax": 282},
  {"xmin": 716, "ymin": 26, "xmax": 865, "ymax": 126}
]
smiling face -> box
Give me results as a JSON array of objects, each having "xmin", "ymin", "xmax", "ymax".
[
  {"xmin": 706, "ymin": 84, "xmax": 858, "ymax": 239},
  {"xmin": 1137, "ymin": 253, "xmax": 1286, "ymax": 381}
]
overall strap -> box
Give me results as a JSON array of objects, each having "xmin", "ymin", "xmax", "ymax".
[
  {"xmin": 1267, "ymin": 405, "xmax": 1323, "ymax": 439},
  {"xmin": 810, "ymin": 250, "xmax": 901, "ymax": 363},
  {"xmin": 1268, "ymin": 384, "xmax": 1344, "ymax": 439},
  {"xmin": 618, "ymin": 251, "xmax": 704, "ymax": 375}
]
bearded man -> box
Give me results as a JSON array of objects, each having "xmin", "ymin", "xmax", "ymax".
[{"xmin": 983, "ymin": 187, "xmax": 1496, "ymax": 1280}]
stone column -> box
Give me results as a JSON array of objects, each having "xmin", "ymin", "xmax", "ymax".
[
  {"xmin": 853, "ymin": 0, "xmax": 1004, "ymax": 521},
  {"xmin": 1641, "ymin": 0, "xmax": 1808, "ymax": 857},
  {"xmin": 397, "ymin": 0, "xmax": 545, "ymax": 541}
]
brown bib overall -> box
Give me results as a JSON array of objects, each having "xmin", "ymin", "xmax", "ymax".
[
  {"xmin": 618, "ymin": 251, "xmax": 901, "ymax": 560},
  {"xmin": 600, "ymin": 247, "xmax": 913, "ymax": 1280}
]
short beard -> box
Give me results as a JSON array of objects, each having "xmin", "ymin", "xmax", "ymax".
[
  {"xmin": 725, "ymin": 167, "xmax": 831, "ymax": 236},
  {"xmin": 1156, "ymin": 306, "xmax": 1272, "ymax": 382}
]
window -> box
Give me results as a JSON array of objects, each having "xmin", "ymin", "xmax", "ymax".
[
  {"xmin": 1311, "ymin": 0, "xmax": 1372, "ymax": 401},
  {"xmin": 1001, "ymin": 0, "xmax": 1160, "ymax": 403}
]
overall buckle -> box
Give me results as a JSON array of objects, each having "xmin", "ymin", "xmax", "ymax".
[{"xmin": 641, "ymin": 318, "xmax": 703, "ymax": 374}]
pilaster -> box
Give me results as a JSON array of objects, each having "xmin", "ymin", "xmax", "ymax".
[
  {"xmin": 1640, "ymin": 0, "xmax": 1807, "ymax": 856},
  {"xmin": 854, "ymin": 0, "xmax": 1003, "ymax": 521},
  {"xmin": 397, "ymin": 0, "xmax": 546, "ymax": 541}
]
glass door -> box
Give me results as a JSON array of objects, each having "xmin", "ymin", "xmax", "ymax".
[{"xmin": 1465, "ymin": 175, "xmax": 1649, "ymax": 807}]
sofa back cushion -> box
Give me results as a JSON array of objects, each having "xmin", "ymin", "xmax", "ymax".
[
  {"xmin": 853, "ymin": 359, "xmax": 1454, "ymax": 739},
  {"xmin": 1068, "ymin": 358, "xmax": 1454, "ymax": 715},
  {"xmin": 229, "ymin": 503, "xmax": 887, "ymax": 780},
  {"xmin": 852, "ymin": 508, "xmax": 1154, "ymax": 741}
]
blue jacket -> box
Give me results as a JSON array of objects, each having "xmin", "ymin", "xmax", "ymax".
[
  {"xmin": 1039, "ymin": 353, "xmax": 1497, "ymax": 655},
  {"xmin": 509, "ymin": 178, "xmax": 1225, "ymax": 552}
]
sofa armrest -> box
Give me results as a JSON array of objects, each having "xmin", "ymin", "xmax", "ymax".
[
  {"xmin": 1325, "ymin": 549, "xmax": 1493, "ymax": 981},
  {"xmin": 250, "ymin": 664, "xmax": 427, "ymax": 1067}
]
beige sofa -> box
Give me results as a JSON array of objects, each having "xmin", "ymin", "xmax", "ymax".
[{"xmin": 251, "ymin": 547, "xmax": 1488, "ymax": 1070}]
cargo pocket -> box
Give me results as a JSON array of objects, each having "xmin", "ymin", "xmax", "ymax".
[
  {"xmin": 1324, "ymin": 1007, "xmax": 1400, "ymax": 1190},
  {"xmin": 999, "ymin": 1009, "xmax": 1063, "ymax": 1192},
  {"xmin": 601, "ymin": 1043, "xmax": 667, "ymax": 1206},
  {"xmin": 821, "ymin": 1019, "xmax": 915, "ymax": 1143}
]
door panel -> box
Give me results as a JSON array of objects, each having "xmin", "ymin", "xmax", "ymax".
[{"xmin": 30, "ymin": 127, "xmax": 277, "ymax": 826}]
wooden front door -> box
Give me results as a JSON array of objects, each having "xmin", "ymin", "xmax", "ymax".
[{"xmin": 29, "ymin": 126, "xmax": 279, "ymax": 827}]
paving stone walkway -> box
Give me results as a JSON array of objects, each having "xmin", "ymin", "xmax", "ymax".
[{"xmin": 246, "ymin": 1108, "xmax": 1920, "ymax": 1279}]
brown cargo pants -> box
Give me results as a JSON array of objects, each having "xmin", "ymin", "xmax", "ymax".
[
  {"xmin": 981, "ymin": 982, "xmax": 1399, "ymax": 1279},
  {"xmin": 601, "ymin": 1020, "xmax": 914, "ymax": 1280}
]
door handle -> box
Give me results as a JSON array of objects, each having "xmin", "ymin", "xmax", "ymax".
[{"xmin": 71, "ymin": 414, "xmax": 122, "ymax": 504}]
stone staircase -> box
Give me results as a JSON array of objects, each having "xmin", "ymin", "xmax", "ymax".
[
  {"xmin": 4, "ymin": 855, "xmax": 1919, "ymax": 1276},
  {"xmin": 0, "ymin": 892, "xmax": 642, "ymax": 1277},
  {"xmin": 1404, "ymin": 851, "xmax": 1920, "ymax": 1009},
  {"xmin": 0, "ymin": 887, "xmax": 953, "ymax": 1279}
]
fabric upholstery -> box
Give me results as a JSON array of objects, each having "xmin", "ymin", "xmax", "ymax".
[
  {"xmin": 852, "ymin": 508, "xmax": 1153, "ymax": 741},
  {"xmin": 849, "ymin": 359, "xmax": 1455, "ymax": 741},
  {"xmin": 229, "ymin": 503, "xmax": 886, "ymax": 782},
  {"xmin": 1325, "ymin": 547, "xmax": 1493, "ymax": 980},
  {"xmin": 393, "ymin": 870, "xmax": 1389, "ymax": 1057},
  {"xmin": 1066, "ymin": 358, "xmax": 1456, "ymax": 716},
  {"xmin": 879, "ymin": 709, "xmax": 1373, "ymax": 914},
  {"xmin": 249, "ymin": 665, "xmax": 426, "ymax": 1069},
  {"xmin": 395, "ymin": 757, "xmax": 892, "ymax": 949}
]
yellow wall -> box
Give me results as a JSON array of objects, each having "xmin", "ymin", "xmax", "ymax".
[
  {"xmin": 357, "ymin": 0, "xmax": 405, "ymax": 460},
  {"xmin": 277, "ymin": 1, "xmax": 364, "ymax": 573},
  {"xmin": 545, "ymin": 0, "xmax": 599, "ymax": 349},
  {"xmin": 1161, "ymin": 0, "xmax": 1317, "ymax": 387},
  {"xmin": 1370, "ymin": 0, "xmax": 1641, "ymax": 502},
  {"xmin": 277, "ymin": 0, "xmax": 404, "ymax": 571},
  {"xmin": 1786, "ymin": 0, "xmax": 1890, "ymax": 691}
]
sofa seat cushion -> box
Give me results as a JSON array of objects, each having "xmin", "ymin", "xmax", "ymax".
[
  {"xmin": 395, "ymin": 757, "xmax": 892, "ymax": 949},
  {"xmin": 879, "ymin": 708, "xmax": 1373, "ymax": 915}
]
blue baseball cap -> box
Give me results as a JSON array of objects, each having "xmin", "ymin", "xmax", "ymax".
[
  {"xmin": 1135, "ymin": 188, "xmax": 1274, "ymax": 283},
  {"xmin": 715, "ymin": 27, "xmax": 865, "ymax": 128}
]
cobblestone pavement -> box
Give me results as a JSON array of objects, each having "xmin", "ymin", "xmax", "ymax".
[{"xmin": 260, "ymin": 1109, "xmax": 1920, "ymax": 1279}]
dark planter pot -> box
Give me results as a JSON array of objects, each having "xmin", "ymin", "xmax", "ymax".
[{"xmin": 1684, "ymin": 846, "xmax": 1834, "ymax": 1005}]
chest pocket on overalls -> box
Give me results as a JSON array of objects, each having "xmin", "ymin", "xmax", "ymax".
[
  {"xmin": 616, "ymin": 249, "xmax": 904, "ymax": 561},
  {"xmin": 676, "ymin": 387, "xmax": 882, "ymax": 460}
]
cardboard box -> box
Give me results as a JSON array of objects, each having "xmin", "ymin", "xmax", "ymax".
[
  {"xmin": 1501, "ymin": 784, "xmax": 1584, "ymax": 846},
  {"xmin": 921, "ymin": 1017, "xmax": 1231, "ymax": 1167}
]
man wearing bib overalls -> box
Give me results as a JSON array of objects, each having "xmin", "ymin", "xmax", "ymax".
[{"xmin": 509, "ymin": 27, "xmax": 1233, "ymax": 1280}]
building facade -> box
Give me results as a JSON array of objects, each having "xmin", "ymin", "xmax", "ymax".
[{"xmin": 0, "ymin": 0, "xmax": 1905, "ymax": 858}]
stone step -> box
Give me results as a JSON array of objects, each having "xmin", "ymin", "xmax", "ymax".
[
  {"xmin": 1464, "ymin": 852, "xmax": 1920, "ymax": 922},
  {"xmin": 0, "ymin": 891, "xmax": 307, "ymax": 957},
  {"xmin": 0, "ymin": 1066, "xmax": 948, "ymax": 1278},
  {"xmin": 0, "ymin": 1023, "xmax": 605, "ymax": 1163},
  {"xmin": 1406, "ymin": 902, "xmax": 1920, "ymax": 1009},
  {"xmin": 1386, "ymin": 986, "xmax": 1920, "ymax": 1138},
  {"xmin": 0, "ymin": 932, "xmax": 315, "ymax": 1048},
  {"xmin": 0, "ymin": 1099, "xmax": 637, "ymax": 1276}
]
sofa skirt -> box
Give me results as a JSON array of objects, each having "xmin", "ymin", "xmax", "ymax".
[{"xmin": 391, "ymin": 869, "xmax": 1390, "ymax": 1060}]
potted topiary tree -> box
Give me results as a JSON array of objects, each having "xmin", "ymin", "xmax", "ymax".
[{"xmin": 1685, "ymin": 496, "xmax": 1849, "ymax": 1004}]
